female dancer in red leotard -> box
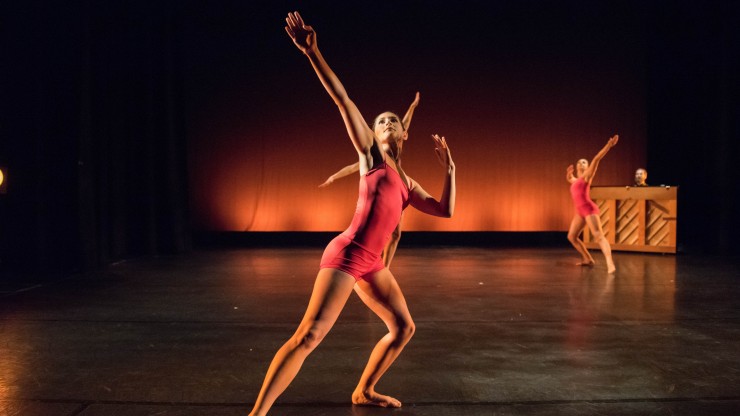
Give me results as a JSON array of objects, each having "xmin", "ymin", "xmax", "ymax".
[
  {"xmin": 566, "ymin": 135, "xmax": 618, "ymax": 274},
  {"xmin": 248, "ymin": 12, "xmax": 456, "ymax": 416},
  {"xmin": 319, "ymin": 92, "xmax": 421, "ymax": 268}
]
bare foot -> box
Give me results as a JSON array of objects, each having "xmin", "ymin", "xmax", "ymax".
[
  {"xmin": 607, "ymin": 264, "xmax": 616, "ymax": 274},
  {"xmin": 352, "ymin": 390, "xmax": 402, "ymax": 408},
  {"xmin": 577, "ymin": 260, "xmax": 595, "ymax": 266}
]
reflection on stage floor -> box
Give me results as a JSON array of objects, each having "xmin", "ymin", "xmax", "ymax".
[{"xmin": 1, "ymin": 247, "xmax": 739, "ymax": 415}]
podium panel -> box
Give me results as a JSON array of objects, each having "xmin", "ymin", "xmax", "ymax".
[{"xmin": 583, "ymin": 186, "xmax": 678, "ymax": 253}]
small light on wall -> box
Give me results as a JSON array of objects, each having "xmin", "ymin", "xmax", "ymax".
[{"xmin": 0, "ymin": 167, "xmax": 6, "ymax": 194}]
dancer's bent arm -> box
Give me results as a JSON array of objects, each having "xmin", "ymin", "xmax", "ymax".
[
  {"xmin": 408, "ymin": 134, "xmax": 456, "ymax": 217},
  {"xmin": 566, "ymin": 164, "xmax": 576, "ymax": 184}
]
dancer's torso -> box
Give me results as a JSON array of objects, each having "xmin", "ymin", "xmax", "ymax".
[
  {"xmin": 343, "ymin": 161, "xmax": 411, "ymax": 253},
  {"xmin": 570, "ymin": 177, "xmax": 599, "ymax": 217}
]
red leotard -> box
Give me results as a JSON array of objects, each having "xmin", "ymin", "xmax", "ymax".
[
  {"xmin": 320, "ymin": 162, "xmax": 411, "ymax": 281},
  {"xmin": 570, "ymin": 177, "xmax": 599, "ymax": 217}
]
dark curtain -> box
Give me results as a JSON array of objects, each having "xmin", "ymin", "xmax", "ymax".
[
  {"xmin": 646, "ymin": 0, "xmax": 740, "ymax": 254},
  {"xmin": 1, "ymin": 0, "xmax": 189, "ymax": 274}
]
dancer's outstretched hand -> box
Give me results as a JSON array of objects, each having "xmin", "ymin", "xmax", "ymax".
[
  {"xmin": 318, "ymin": 176, "xmax": 334, "ymax": 188},
  {"xmin": 432, "ymin": 134, "xmax": 454, "ymax": 171},
  {"xmin": 285, "ymin": 11, "xmax": 316, "ymax": 54},
  {"xmin": 410, "ymin": 92, "xmax": 420, "ymax": 109},
  {"xmin": 607, "ymin": 134, "xmax": 619, "ymax": 148}
]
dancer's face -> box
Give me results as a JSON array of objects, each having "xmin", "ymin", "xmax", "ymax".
[
  {"xmin": 373, "ymin": 112, "xmax": 407, "ymax": 148},
  {"xmin": 576, "ymin": 159, "xmax": 589, "ymax": 176}
]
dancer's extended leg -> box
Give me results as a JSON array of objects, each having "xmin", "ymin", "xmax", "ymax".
[
  {"xmin": 351, "ymin": 268, "xmax": 414, "ymax": 408},
  {"xmin": 249, "ymin": 269, "xmax": 356, "ymax": 416},
  {"xmin": 585, "ymin": 214, "xmax": 615, "ymax": 273}
]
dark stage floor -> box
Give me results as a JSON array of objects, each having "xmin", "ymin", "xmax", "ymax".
[{"xmin": 2, "ymin": 247, "xmax": 740, "ymax": 415}]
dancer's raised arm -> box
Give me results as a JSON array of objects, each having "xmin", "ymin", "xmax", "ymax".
[
  {"xmin": 285, "ymin": 12, "xmax": 377, "ymax": 162},
  {"xmin": 408, "ymin": 135, "xmax": 456, "ymax": 217},
  {"xmin": 402, "ymin": 92, "xmax": 420, "ymax": 129},
  {"xmin": 583, "ymin": 135, "xmax": 619, "ymax": 182}
]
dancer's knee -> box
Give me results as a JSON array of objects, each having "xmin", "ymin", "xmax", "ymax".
[
  {"xmin": 567, "ymin": 233, "xmax": 579, "ymax": 244},
  {"xmin": 291, "ymin": 326, "xmax": 326, "ymax": 352},
  {"xmin": 393, "ymin": 318, "xmax": 415, "ymax": 344}
]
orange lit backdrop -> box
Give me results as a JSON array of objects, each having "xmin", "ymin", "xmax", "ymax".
[
  {"xmin": 188, "ymin": 67, "xmax": 645, "ymax": 232},
  {"xmin": 185, "ymin": 5, "xmax": 647, "ymax": 233}
]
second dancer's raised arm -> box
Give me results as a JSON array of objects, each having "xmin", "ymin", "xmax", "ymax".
[{"xmin": 319, "ymin": 92, "xmax": 421, "ymax": 187}]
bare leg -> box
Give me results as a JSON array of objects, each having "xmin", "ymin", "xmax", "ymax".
[
  {"xmin": 567, "ymin": 214, "xmax": 594, "ymax": 266},
  {"xmin": 248, "ymin": 269, "xmax": 357, "ymax": 416},
  {"xmin": 585, "ymin": 214, "xmax": 616, "ymax": 273},
  {"xmin": 351, "ymin": 268, "xmax": 414, "ymax": 408}
]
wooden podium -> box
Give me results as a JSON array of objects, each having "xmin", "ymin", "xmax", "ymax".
[{"xmin": 583, "ymin": 186, "xmax": 678, "ymax": 253}]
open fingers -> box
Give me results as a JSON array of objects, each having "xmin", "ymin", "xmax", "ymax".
[
  {"xmin": 293, "ymin": 11, "xmax": 304, "ymax": 26},
  {"xmin": 286, "ymin": 12, "xmax": 297, "ymax": 29},
  {"xmin": 432, "ymin": 135, "xmax": 451, "ymax": 156},
  {"xmin": 432, "ymin": 134, "xmax": 447, "ymax": 148},
  {"xmin": 286, "ymin": 11, "xmax": 307, "ymax": 32},
  {"xmin": 432, "ymin": 134, "xmax": 452, "ymax": 167},
  {"xmin": 285, "ymin": 13, "xmax": 298, "ymax": 38}
]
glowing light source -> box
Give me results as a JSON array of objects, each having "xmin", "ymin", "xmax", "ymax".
[{"xmin": 0, "ymin": 167, "xmax": 5, "ymax": 194}]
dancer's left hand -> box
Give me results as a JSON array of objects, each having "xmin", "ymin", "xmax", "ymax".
[
  {"xmin": 432, "ymin": 134, "xmax": 454, "ymax": 171},
  {"xmin": 285, "ymin": 11, "xmax": 316, "ymax": 54}
]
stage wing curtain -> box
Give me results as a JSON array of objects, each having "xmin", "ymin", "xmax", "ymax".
[{"xmin": 2, "ymin": 1, "xmax": 190, "ymax": 272}]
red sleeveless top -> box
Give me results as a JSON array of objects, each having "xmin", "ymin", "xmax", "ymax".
[
  {"xmin": 320, "ymin": 162, "xmax": 411, "ymax": 280},
  {"xmin": 570, "ymin": 177, "xmax": 599, "ymax": 217}
]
